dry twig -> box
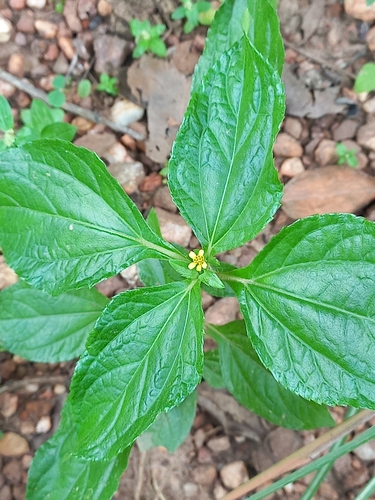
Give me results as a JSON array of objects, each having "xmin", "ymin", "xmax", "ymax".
[{"xmin": 0, "ymin": 375, "xmax": 69, "ymax": 394}]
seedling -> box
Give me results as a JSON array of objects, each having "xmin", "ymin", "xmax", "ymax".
[
  {"xmin": 1, "ymin": 1, "xmax": 375, "ymax": 499},
  {"xmin": 129, "ymin": 19, "xmax": 167, "ymax": 58},
  {"xmin": 96, "ymin": 73, "xmax": 118, "ymax": 96},
  {"xmin": 172, "ymin": 0, "xmax": 215, "ymax": 33},
  {"xmin": 47, "ymin": 74, "xmax": 67, "ymax": 108},
  {"xmin": 336, "ymin": 142, "xmax": 358, "ymax": 167},
  {"xmin": 354, "ymin": 62, "xmax": 375, "ymax": 94},
  {"xmin": 77, "ymin": 79, "xmax": 92, "ymax": 98}
]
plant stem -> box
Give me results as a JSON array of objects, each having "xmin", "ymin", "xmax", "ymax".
[
  {"xmin": 221, "ymin": 409, "xmax": 375, "ymax": 500},
  {"xmin": 354, "ymin": 476, "xmax": 375, "ymax": 500},
  {"xmin": 300, "ymin": 407, "xmax": 359, "ymax": 500}
]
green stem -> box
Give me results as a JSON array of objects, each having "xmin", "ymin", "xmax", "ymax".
[
  {"xmin": 246, "ymin": 425, "xmax": 375, "ymax": 500},
  {"xmin": 354, "ymin": 476, "xmax": 375, "ymax": 500},
  {"xmin": 300, "ymin": 407, "xmax": 359, "ymax": 500}
]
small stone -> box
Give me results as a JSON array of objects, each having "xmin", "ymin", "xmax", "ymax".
[
  {"xmin": 0, "ymin": 81, "xmax": 15, "ymax": 98},
  {"xmin": 314, "ymin": 139, "xmax": 338, "ymax": 166},
  {"xmin": 74, "ymin": 132, "xmax": 116, "ymax": 158},
  {"xmin": 183, "ymin": 483, "xmax": 198, "ymax": 497},
  {"xmin": 332, "ymin": 119, "xmax": 359, "ymax": 142},
  {"xmin": 207, "ymin": 436, "xmax": 231, "ymax": 453},
  {"xmin": 139, "ymin": 172, "xmax": 163, "ymax": 192},
  {"xmin": 58, "ymin": 36, "xmax": 75, "ymax": 60},
  {"xmin": 16, "ymin": 12, "xmax": 35, "ymax": 33},
  {"xmin": 344, "ymin": 464, "xmax": 369, "ymax": 488},
  {"xmin": 7, "ymin": 53, "xmax": 25, "ymax": 78},
  {"xmin": 0, "ymin": 393, "xmax": 18, "ymax": 418},
  {"xmin": 363, "ymin": 96, "xmax": 375, "ymax": 115},
  {"xmin": 20, "ymin": 422, "xmax": 35, "ymax": 435},
  {"xmin": 273, "ymin": 133, "xmax": 303, "ymax": 157},
  {"xmin": 63, "ymin": 0, "xmax": 82, "ymax": 32},
  {"xmin": 97, "ymin": 0, "xmax": 112, "ymax": 16},
  {"xmin": 201, "ymin": 290, "xmax": 214, "ymax": 310},
  {"xmin": 94, "ymin": 34, "xmax": 132, "ymax": 74},
  {"xmin": 267, "ymin": 428, "xmax": 303, "ymax": 461},
  {"xmin": 0, "ymin": 485, "xmax": 11, "ymax": 500},
  {"xmin": 104, "ymin": 142, "xmax": 132, "ymax": 164},
  {"xmin": 0, "ymin": 359, "xmax": 16, "ymax": 380},
  {"xmin": 13, "ymin": 355, "xmax": 26, "ymax": 364},
  {"xmin": 21, "ymin": 455, "xmax": 33, "ymax": 468},
  {"xmin": 53, "ymin": 384, "xmax": 66, "ymax": 395},
  {"xmin": 154, "ymin": 207, "xmax": 192, "ymax": 247},
  {"xmin": 12, "ymin": 485, "xmax": 25, "ymax": 500},
  {"xmin": 154, "ymin": 186, "xmax": 177, "ymax": 212},
  {"xmin": 193, "ymin": 428, "xmax": 206, "ymax": 449},
  {"xmin": 95, "ymin": 275, "xmax": 125, "ymax": 297},
  {"xmin": 192, "ymin": 465, "xmax": 217, "ymax": 486},
  {"xmin": 26, "ymin": 0, "xmax": 46, "ymax": 7},
  {"xmin": 14, "ymin": 32, "xmax": 27, "ymax": 46},
  {"xmin": 0, "ymin": 15, "xmax": 12, "ymax": 43},
  {"xmin": 367, "ymin": 25, "xmax": 375, "ymax": 51},
  {"xmin": 21, "ymin": 400, "xmax": 52, "ymax": 422},
  {"xmin": 35, "ymin": 415, "xmax": 52, "ymax": 434},
  {"xmin": 197, "ymin": 446, "xmax": 212, "ymax": 463},
  {"xmin": 220, "ymin": 461, "xmax": 249, "ymax": 490},
  {"xmin": 107, "ymin": 161, "xmax": 145, "ymax": 195},
  {"xmin": 9, "ymin": 0, "xmax": 25, "ymax": 9},
  {"xmin": 52, "ymin": 53, "xmax": 69, "ymax": 74},
  {"xmin": 3, "ymin": 461, "xmax": 21, "ymax": 484},
  {"xmin": 71, "ymin": 116, "xmax": 94, "ymax": 133},
  {"xmin": 111, "ymin": 99, "xmax": 144, "ymax": 128},
  {"xmin": 0, "ymin": 256, "xmax": 18, "ymax": 289},
  {"xmin": 0, "ymin": 433, "xmax": 29, "ymax": 457},
  {"xmin": 357, "ymin": 122, "xmax": 375, "ymax": 151},
  {"xmin": 354, "ymin": 440, "xmax": 375, "ymax": 461},
  {"xmin": 205, "ymin": 298, "xmax": 240, "ymax": 326},
  {"xmin": 35, "ymin": 20, "xmax": 58, "ymax": 39},
  {"xmin": 43, "ymin": 43, "xmax": 59, "ymax": 61},
  {"xmin": 24, "ymin": 383, "xmax": 39, "ymax": 393},
  {"xmin": 120, "ymin": 134, "xmax": 137, "ymax": 151},
  {"xmin": 120, "ymin": 264, "xmax": 139, "ymax": 287},
  {"xmin": 345, "ymin": 0, "xmax": 375, "ymax": 21},
  {"xmin": 279, "ymin": 157, "xmax": 305, "ymax": 178},
  {"xmin": 283, "ymin": 117, "xmax": 302, "ymax": 139},
  {"xmin": 213, "ymin": 483, "xmax": 228, "ymax": 500}
]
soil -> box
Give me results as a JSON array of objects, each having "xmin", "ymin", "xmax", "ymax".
[{"xmin": 1, "ymin": 0, "xmax": 375, "ymax": 499}]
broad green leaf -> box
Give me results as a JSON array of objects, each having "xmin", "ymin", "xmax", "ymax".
[
  {"xmin": 137, "ymin": 390, "xmax": 197, "ymax": 452},
  {"xmin": 171, "ymin": 6, "xmax": 186, "ymax": 19},
  {"xmin": 0, "ymin": 281, "xmax": 108, "ymax": 362},
  {"xmin": 203, "ymin": 349, "xmax": 225, "ymax": 388},
  {"xmin": 0, "ymin": 95, "xmax": 14, "ymax": 131},
  {"xmin": 227, "ymin": 214, "xmax": 375, "ymax": 410},
  {"xmin": 207, "ymin": 321, "xmax": 334, "ymax": 429},
  {"xmin": 354, "ymin": 63, "xmax": 375, "ymax": 93},
  {"xmin": 41, "ymin": 122, "xmax": 77, "ymax": 142},
  {"xmin": 199, "ymin": 270, "xmax": 225, "ymax": 289},
  {"xmin": 169, "ymin": 37, "xmax": 285, "ymax": 255},
  {"xmin": 366, "ymin": 0, "xmax": 375, "ymax": 6},
  {"xmin": 51, "ymin": 108, "xmax": 65, "ymax": 123},
  {"xmin": 48, "ymin": 89, "xmax": 66, "ymax": 108},
  {"xmin": 15, "ymin": 126, "xmax": 39, "ymax": 146},
  {"xmin": 52, "ymin": 74, "xmax": 66, "ymax": 90},
  {"xmin": 192, "ymin": 0, "xmax": 283, "ymax": 93},
  {"xmin": 0, "ymin": 140, "xmax": 182, "ymax": 294},
  {"xmin": 149, "ymin": 37, "xmax": 167, "ymax": 57},
  {"xmin": 27, "ymin": 401, "xmax": 130, "ymax": 500},
  {"xmin": 29, "ymin": 100, "xmax": 55, "ymax": 133},
  {"xmin": 69, "ymin": 281, "xmax": 204, "ymax": 459}
]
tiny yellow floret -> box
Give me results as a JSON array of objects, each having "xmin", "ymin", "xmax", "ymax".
[{"xmin": 188, "ymin": 249, "xmax": 207, "ymax": 272}]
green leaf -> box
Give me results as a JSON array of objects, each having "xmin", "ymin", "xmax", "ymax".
[
  {"xmin": 133, "ymin": 39, "xmax": 150, "ymax": 58},
  {"xmin": 203, "ymin": 349, "xmax": 225, "ymax": 389},
  {"xmin": 354, "ymin": 63, "xmax": 375, "ymax": 93},
  {"xmin": 367, "ymin": 0, "xmax": 375, "ymax": 4},
  {"xmin": 171, "ymin": 6, "xmax": 187, "ymax": 19},
  {"xmin": 184, "ymin": 19, "xmax": 197, "ymax": 33},
  {"xmin": 27, "ymin": 401, "xmax": 131, "ymax": 500},
  {"xmin": 48, "ymin": 90, "xmax": 66, "ymax": 108},
  {"xmin": 137, "ymin": 390, "xmax": 197, "ymax": 452},
  {"xmin": 15, "ymin": 126, "xmax": 40, "ymax": 146},
  {"xmin": 227, "ymin": 214, "xmax": 375, "ymax": 410},
  {"xmin": 41, "ymin": 122, "xmax": 76, "ymax": 141},
  {"xmin": 207, "ymin": 321, "xmax": 334, "ymax": 429},
  {"xmin": 0, "ymin": 95, "xmax": 14, "ymax": 132},
  {"xmin": 20, "ymin": 109, "xmax": 32, "ymax": 126},
  {"xmin": 52, "ymin": 74, "xmax": 66, "ymax": 90},
  {"xmin": 0, "ymin": 281, "xmax": 108, "ymax": 362},
  {"xmin": 69, "ymin": 281, "xmax": 204, "ymax": 459},
  {"xmin": 169, "ymin": 37, "xmax": 285, "ymax": 255},
  {"xmin": 199, "ymin": 270, "xmax": 225, "ymax": 289},
  {"xmin": 0, "ymin": 140, "xmax": 182, "ymax": 294},
  {"xmin": 50, "ymin": 108, "xmax": 65, "ymax": 123},
  {"xmin": 150, "ymin": 23, "xmax": 166, "ymax": 37},
  {"xmin": 149, "ymin": 37, "xmax": 167, "ymax": 58},
  {"xmin": 29, "ymin": 100, "xmax": 55, "ymax": 133},
  {"xmin": 77, "ymin": 79, "xmax": 92, "ymax": 98},
  {"xmin": 129, "ymin": 19, "xmax": 150, "ymax": 37},
  {"xmin": 192, "ymin": 0, "xmax": 283, "ymax": 93}
]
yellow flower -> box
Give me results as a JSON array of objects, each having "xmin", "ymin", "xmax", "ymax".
[{"xmin": 188, "ymin": 249, "xmax": 207, "ymax": 272}]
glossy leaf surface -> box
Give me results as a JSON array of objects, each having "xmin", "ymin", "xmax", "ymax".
[
  {"xmin": 207, "ymin": 321, "xmax": 334, "ymax": 429},
  {"xmin": 137, "ymin": 390, "xmax": 197, "ymax": 452},
  {"xmin": 229, "ymin": 214, "xmax": 375, "ymax": 409},
  {"xmin": 41, "ymin": 122, "xmax": 77, "ymax": 142},
  {"xmin": 203, "ymin": 349, "xmax": 225, "ymax": 389},
  {"xmin": 70, "ymin": 281, "xmax": 204, "ymax": 459},
  {"xmin": 170, "ymin": 37, "xmax": 285, "ymax": 255},
  {"xmin": 0, "ymin": 141, "xmax": 179, "ymax": 294},
  {"xmin": 0, "ymin": 281, "xmax": 108, "ymax": 362},
  {"xmin": 192, "ymin": 0, "xmax": 283, "ymax": 92},
  {"xmin": 27, "ymin": 402, "xmax": 130, "ymax": 500}
]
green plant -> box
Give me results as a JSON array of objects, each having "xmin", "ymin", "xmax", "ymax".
[
  {"xmin": 336, "ymin": 141, "xmax": 358, "ymax": 167},
  {"xmin": 354, "ymin": 62, "xmax": 375, "ymax": 93},
  {"xmin": 172, "ymin": 0, "xmax": 215, "ymax": 33},
  {"xmin": 47, "ymin": 74, "xmax": 67, "ymax": 107},
  {"xmin": 0, "ymin": 1, "xmax": 375, "ymax": 499},
  {"xmin": 77, "ymin": 78, "xmax": 92, "ymax": 98},
  {"xmin": 96, "ymin": 73, "xmax": 119, "ymax": 96},
  {"xmin": 0, "ymin": 96, "xmax": 76, "ymax": 149},
  {"xmin": 129, "ymin": 19, "xmax": 167, "ymax": 58},
  {"xmin": 54, "ymin": 0, "xmax": 65, "ymax": 13}
]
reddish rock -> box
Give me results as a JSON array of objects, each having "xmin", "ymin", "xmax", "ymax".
[
  {"xmin": 154, "ymin": 207, "xmax": 192, "ymax": 247},
  {"xmin": 220, "ymin": 461, "xmax": 249, "ymax": 490},
  {"xmin": 43, "ymin": 43, "xmax": 59, "ymax": 61},
  {"xmin": 192, "ymin": 465, "xmax": 217, "ymax": 486},
  {"xmin": 107, "ymin": 161, "xmax": 145, "ymax": 195},
  {"xmin": 63, "ymin": 0, "xmax": 82, "ymax": 32},
  {"xmin": 16, "ymin": 11, "xmax": 35, "ymax": 33},
  {"xmin": 0, "ymin": 359, "xmax": 16, "ymax": 380},
  {"xmin": 345, "ymin": 0, "xmax": 375, "ymax": 21},
  {"xmin": 274, "ymin": 133, "xmax": 303, "ymax": 157},
  {"xmin": 97, "ymin": 0, "xmax": 112, "ymax": 16},
  {"xmin": 8, "ymin": 0, "xmax": 25, "ymax": 10},
  {"xmin": 332, "ymin": 119, "xmax": 359, "ymax": 142},
  {"xmin": 205, "ymin": 297, "xmax": 239, "ymax": 326},
  {"xmin": 139, "ymin": 172, "xmax": 163, "ymax": 192},
  {"xmin": 154, "ymin": 186, "xmax": 177, "ymax": 213},
  {"xmin": 35, "ymin": 19, "xmax": 58, "ymax": 39},
  {"xmin": 93, "ymin": 34, "xmax": 132, "ymax": 74},
  {"xmin": 357, "ymin": 122, "xmax": 375, "ymax": 151},
  {"xmin": 74, "ymin": 132, "xmax": 116, "ymax": 158},
  {"xmin": 283, "ymin": 117, "xmax": 302, "ymax": 139},
  {"xmin": 0, "ymin": 393, "xmax": 18, "ymax": 418},
  {"xmin": 7, "ymin": 53, "xmax": 25, "ymax": 77},
  {"xmin": 58, "ymin": 36, "xmax": 75, "ymax": 60},
  {"xmin": 279, "ymin": 157, "xmax": 305, "ymax": 178},
  {"xmin": 314, "ymin": 139, "xmax": 338, "ymax": 166},
  {"xmin": 0, "ymin": 433, "xmax": 29, "ymax": 457},
  {"xmin": 3, "ymin": 461, "xmax": 21, "ymax": 484},
  {"xmin": 0, "ymin": 485, "xmax": 11, "ymax": 500}
]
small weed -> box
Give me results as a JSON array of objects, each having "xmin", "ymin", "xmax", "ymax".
[
  {"xmin": 172, "ymin": 0, "xmax": 215, "ymax": 33},
  {"xmin": 96, "ymin": 73, "xmax": 118, "ymax": 96},
  {"xmin": 336, "ymin": 142, "xmax": 358, "ymax": 168},
  {"xmin": 130, "ymin": 19, "xmax": 167, "ymax": 58}
]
